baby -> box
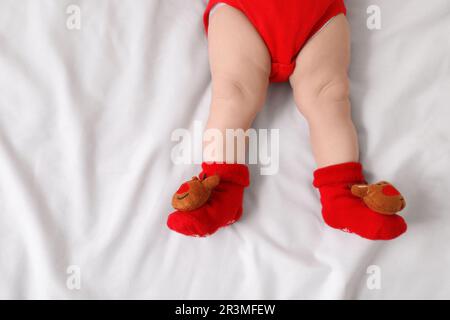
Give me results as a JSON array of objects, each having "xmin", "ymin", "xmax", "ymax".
[{"xmin": 167, "ymin": 0, "xmax": 407, "ymax": 240}]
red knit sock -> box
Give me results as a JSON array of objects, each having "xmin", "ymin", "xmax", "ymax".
[
  {"xmin": 167, "ymin": 162, "xmax": 249, "ymax": 237},
  {"xmin": 313, "ymin": 162, "xmax": 407, "ymax": 240}
]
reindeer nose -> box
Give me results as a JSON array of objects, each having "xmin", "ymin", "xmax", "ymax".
[
  {"xmin": 382, "ymin": 185, "xmax": 400, "ymax": 196},
  {"xmin": 176, "ymin": 182, "xmax": 190, "ymax": 194}
]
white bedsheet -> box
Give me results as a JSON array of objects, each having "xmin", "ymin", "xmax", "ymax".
[{"xmin": 0, "ymin": 0, "xmax": 449, "ymax": 299}]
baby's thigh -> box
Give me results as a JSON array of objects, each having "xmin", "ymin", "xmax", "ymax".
[
  {"xmin": 208, "ymin": 5, "xmax": 270, "ymax": 84},
  {"xmin": 290, "ymin": 14, "xmax": 350, "ymax": 92}
]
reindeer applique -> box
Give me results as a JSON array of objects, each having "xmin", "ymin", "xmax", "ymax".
[
  {"xmin": 172, "ymin": 174, "xmax": 221, "ymax": 211},
  {"xmin": 351, "ymin": 181, "xmax": 406, "ymax": 215}
]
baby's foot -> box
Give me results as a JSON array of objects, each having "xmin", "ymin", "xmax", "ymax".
[
  {"xmin": 167, "ymin": 162, "xmax": 249, "ymax": 237},
  {"xmin": 313, "ymin": 162, "xmax": 407, "ymax": 240}
]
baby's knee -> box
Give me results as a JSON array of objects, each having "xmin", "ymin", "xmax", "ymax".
[
  {"xmin": 293, "ymin": 74, "xmax": 350, "ymax": 119},
  {"xmin": 212, "ymin": 73, "xmax": 265, "ymax": 114}
]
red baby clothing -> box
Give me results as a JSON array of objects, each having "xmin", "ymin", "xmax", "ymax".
[
  {"xmin": 167, "ymin": 162, "xmax": 249, "ymax": 237},
  {"xmin": 203, "ymin": 0, "xmax": 347, "ymax": 82},
  {"xmin": 313, "ymin": 162, "xmax": 407, "ymax": 240}
]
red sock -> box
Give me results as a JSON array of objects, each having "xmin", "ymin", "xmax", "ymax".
[
  {"xmin": 313, "ymin": 162, "xmax": 407, "ymax": 240},
  {"xmin": 167, "ymin": 162, "xmax": 249, "ymax": 237}
]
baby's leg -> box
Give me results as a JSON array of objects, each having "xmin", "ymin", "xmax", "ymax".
[
  {"xmin": 167, "ymin": 5, "xmax": 271, "ymax": 237},
  {"xmin": 205, "ymin": 5, "xmax": 271, "ymax": 162},
  {"xmin": 290, "ymin": 15, "xmax": 358, "ymax": 168},
  {"xmin": 290, "ymin": 15, "xmax": 406, "ymax": 240}
]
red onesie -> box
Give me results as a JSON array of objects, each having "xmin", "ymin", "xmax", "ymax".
[{"xmin": 203, "ymin": 0, "xmax": 347, "ymax": 82}]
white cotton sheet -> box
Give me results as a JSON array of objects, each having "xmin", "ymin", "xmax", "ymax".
[{"xmin": 0, "ymin": 0, "xmax": 449, "ymax": 299}]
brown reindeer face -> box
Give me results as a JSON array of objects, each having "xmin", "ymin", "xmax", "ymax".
[
  {"xmin": 351, "ymin": 181, "xmax": 406, "ymax": 215},
  {"xmin": 172, "ymin": 175, "xmax": 220, "ymax": 211}
]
